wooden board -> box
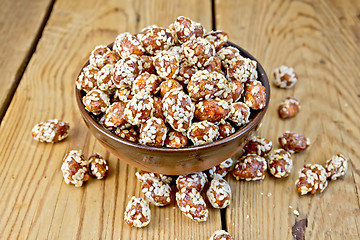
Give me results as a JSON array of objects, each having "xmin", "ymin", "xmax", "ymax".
[
  {"xmin": 1, "ymin": 0, "xmax": 360, "ymax": 239},
  {"xmin": 0, "ymin": 0, "xmax": 54, "ymax": 120},
  {"xmin": 216, "ymin": 0, "xmax": 360, "ymax": 239},
  {"xmin": 0, "ymin": 0, "xmax": 222, "ymax": 239}
]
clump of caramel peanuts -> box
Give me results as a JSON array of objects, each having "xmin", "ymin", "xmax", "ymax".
[
  {"xmin": 77, "ymin": 16, "xmax": 267, "ymax": 149},
  {"xmin": 32, "ymin": 119, "xmax": 69, "ymax": 143},
  {"xmin": 61, "ymin": 151, "xmax": 109, "ymax": 187}
]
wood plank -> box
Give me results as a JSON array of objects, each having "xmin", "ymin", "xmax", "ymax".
[
  {"xmin": 0, "ymin": 0, "xmax": 222, "ymax": 239},
  {"xmin": 0, "ymin": 0, "xmax": 54, "ymax": 120},
  {"xmin": 216, "ymin": 0, "xmax": 360, "ymax": 239}
]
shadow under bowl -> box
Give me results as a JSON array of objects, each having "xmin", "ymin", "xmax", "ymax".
[{"xmin": 75, "ymin": 42, "xmax": 270, "ymax": 175}]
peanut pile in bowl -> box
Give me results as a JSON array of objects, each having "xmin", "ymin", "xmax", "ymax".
[{"xmin": 76, "ymin": 16, "xmax": 267, "ymax": 149}]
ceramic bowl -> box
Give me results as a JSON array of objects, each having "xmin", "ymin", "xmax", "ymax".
[{"xmin": 75, "ymin": 42, "xmax": 270, "ymax": 175}]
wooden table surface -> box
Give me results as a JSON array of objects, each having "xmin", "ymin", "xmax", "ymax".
[{"xmin": 0, "ymin": 0, "xmax": 359, "ymax": 239}]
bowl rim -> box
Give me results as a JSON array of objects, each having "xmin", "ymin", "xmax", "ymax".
[{"xmin": 75, "ymin": 41, "xmax": 270, "ymax": 153}]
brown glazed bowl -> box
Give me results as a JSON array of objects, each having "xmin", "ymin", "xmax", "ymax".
[{"xmin": 75, "ymin": 42, "xmax": 270, "ymax": 175}]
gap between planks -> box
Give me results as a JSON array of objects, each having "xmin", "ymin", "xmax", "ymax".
[
  {"xmin": 212, "ymin": 1, "xmax": 230, "ymax": 234},
  {"xmin": 211, "ymin": 0, "xmax": 217, "ymax": 31},
  {"xmin": 0, "ymin": 0, "xmax": 57, "ymax": 124}
]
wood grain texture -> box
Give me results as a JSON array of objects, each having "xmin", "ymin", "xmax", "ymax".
[
  {"xmin": 1, "ymin": 0, "xmax": 360, "ymax": 239},
  {"xmin": 216, "ymin": 0, "xmax": 360, "ymax": 239},
  {"xmin": 0, "ymin": 0, "xmax": 54, "ymax": 120},
  {"xmin": 0, "ymin": 0, "xmax": 221, "ymax": 239}
]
